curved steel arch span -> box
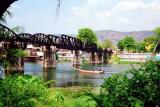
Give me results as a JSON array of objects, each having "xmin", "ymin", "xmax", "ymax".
[{"xmin": 0, "ymin": 24, "xmax": 113, "ymax": 53}]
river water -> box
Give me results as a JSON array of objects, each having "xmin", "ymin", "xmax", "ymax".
[{"xmin": 24, "ymin": 62, "xmax": 139, "ymax": 87}]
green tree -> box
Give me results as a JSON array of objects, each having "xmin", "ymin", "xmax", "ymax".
[
  {"xmin": 136, "ymin": 41, "xmax": 146, "ymax": 52},
  {"xmin": 117, "ymin": 39, "xmax": 125, "ymax": 51},
  {"xmin": 123, "ymin": 36, "xmax": 136, "ymax": 52},
  {"xmin": 144, "ymin": 35, "xmax": 158, "ymax": 44},
  {"xmin": 101, "ymin": 38, "xmax": 114, "ymax": 49},
  {"xmin": 12, "ymin": 26, "xmax": 25, "ymax": 33},
  {"xmin": 117, "ymin": 36, "xmax": 136, "ymax": 52},
  {"xmin": 99, "ymin": 61, "xmax": 160, "ymax": 107},
  {"xmin": 77, "ymin": 28, "xmax": 98, "ymax": 44},
  {"xmin": 154, "ymin": 27, "xmax": 160, "ymax": 39},
  {"xmin": 144, "ymin": 35, "xmax": 158, "ymax": 52},
  {"xmin": 0, "ymin": 75, "xmax": 49, "ymax": 107}
]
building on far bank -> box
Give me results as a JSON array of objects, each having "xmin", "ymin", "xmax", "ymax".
[
  {"xmin": 57, "ymin": 49, "xmax": 73, "ymax": 61},
  {"xmin": 25, "ymin": 45, "xmax": 90, "ymax": 62},
  {"xmin": 25, "ymin": 45, "xmax": 43, "ymax": 62}
]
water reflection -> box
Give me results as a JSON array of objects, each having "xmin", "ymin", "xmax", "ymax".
[{"xmin": 24, "ymin": 62, "xmax": 139, "ymax": 87}]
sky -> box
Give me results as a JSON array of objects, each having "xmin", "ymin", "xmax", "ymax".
[{"xmin": 6, "ymin": 0, "xmax": 160, "ymax": 34}]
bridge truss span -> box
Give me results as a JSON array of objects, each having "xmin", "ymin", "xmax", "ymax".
[{"xmin": 0, "ymin": 24, "xmax": 111, "ymax": 53}]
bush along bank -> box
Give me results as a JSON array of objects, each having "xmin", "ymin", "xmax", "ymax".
[
  {"xmin": 99, "ymin": 61, "xmax": 160, "ymax": 107},
  {"xmin": 0, "ymin": 75, "xmax": 97, "ymax": 107},
  {"xmin": 0, "ymin": 75, "xmax": 51, "ymax": 107}
]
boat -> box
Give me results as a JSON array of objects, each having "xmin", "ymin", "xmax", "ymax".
[{"xmin": 73, "ymin": 68, "xmax": 104, "ymax": 74}]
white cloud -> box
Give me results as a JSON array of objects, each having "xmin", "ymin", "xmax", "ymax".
[
  {"xmin": 113, "ymin": 1, "xmax": 145, "ymax": 12},
  {"xmin": 86, "ymin": 0, "xmax": 108, "ymax": 7},
  {"xmin": 86, "ymin": 0, "xmax": 98, "ymax": 7},
  {"xmin": 7, "ymin": 0, "xmax": 160, "ymax": 34},
  {"xmin": 70, "ymin": 0, "xmax": 160, "ymax": 32},
  {"xmin": 95, "ymin": 11, "xmax": 111, "ymax": 19},
  {"xmin": 71, "ymin": 7, "xmax": 90, "ymax": 19}
]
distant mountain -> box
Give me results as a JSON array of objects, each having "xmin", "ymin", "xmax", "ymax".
[{"xmin": 95, "ymin": 30, "xmax": 154, "ymax": 44}]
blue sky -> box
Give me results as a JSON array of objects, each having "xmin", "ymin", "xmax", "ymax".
[{"xmin": 6, "ymin": 0, "xmax": 160, "ymax": 34}]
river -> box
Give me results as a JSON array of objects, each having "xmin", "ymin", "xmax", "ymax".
[{"xmin": 24, "ymin": 62, "xmax": 139, "ymax": 87}]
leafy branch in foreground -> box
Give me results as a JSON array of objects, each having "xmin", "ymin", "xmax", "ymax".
[{"xmin": 99, "ymin": 61, "xmax": 160, "ymax": 107}]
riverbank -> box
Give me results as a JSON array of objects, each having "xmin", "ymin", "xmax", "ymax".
[
  {"xmin": 118, "ymin": 61, "xmax": 143, "ymax": 64},
  {"xmin": 110, "ymin": 54, "xmax": 144, "ymax": 64},
  {"xmin": 50, "ymin": 86, "xmax": 101, "ymax": 95}
]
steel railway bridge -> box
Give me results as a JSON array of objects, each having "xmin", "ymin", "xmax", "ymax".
[{"xmin": 0, "ymin": 24, "xmax": 113, "ymax": 74}]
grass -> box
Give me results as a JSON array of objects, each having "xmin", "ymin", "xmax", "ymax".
[
  {"xmin": 35, "ymin": 86, "xmax": 99, "ymax": 107},
  {"xmin": 119, "ymin": 61, "xmax": 143, "ymax": 64}
]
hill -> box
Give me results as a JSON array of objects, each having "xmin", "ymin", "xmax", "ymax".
[{"xmin": 95, "ymin": 30, "xmax": 154, "ymax": 44}]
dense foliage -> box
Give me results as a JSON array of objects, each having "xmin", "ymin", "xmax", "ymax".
[
  {"xmin": 0, "ymin": 75, "xmax": 97, "ymax": 107},
  {"xmin": 77, "ymin": 28, "xmax": 98, "ymax": 45},
  {"xmin": 117, "ymin": 36, "xmax": 136, "ymax": 52},
  {"xmin": 101, "ymin": 38, "xmax": 114, "ymax": 49},
  {"xmin": 53, "ymin": 87, "xmax": 97, "ymax": 107},
  {"xmin": 0, "ymin": 75, "xmax": 49, "ymax": 107},
  {"xmin": 136, "ymin": 41, "xmax": 146, "ymax": 52},
  {"xmin": 144, "ymin": 36, "xmax": 158, "ymax": 52},
  {"xmin": 99, "ymin": 61, "xmax": 160, "ymax": 107},
  {"xmin": 154, "ymin": 27, "xmax": 160, "ymax": 39},
  {"xmin": 12, "ymin": 26, "xmax": 25, "ymax": 34},
  {"xmin": 117, "ymin": 35, "xmax": 159, "ymax": 52},
  {"xmin": 117, "ymin": 27, "xmax": 160, "ymax": 52},
  {"xmin": 117, "ymin": 39, "xmax": 125, "ymax": 51}
]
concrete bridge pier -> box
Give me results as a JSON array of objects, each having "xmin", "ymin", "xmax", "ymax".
[
  {"xmin": 43, "ymin": 46, "xmax": 56, "ymax": 68},
  {"xmin": 3, "ymin": 42, "xmax": 25, "ymax": 75},
  {"xmin": 4, "ymin": 56, "xmax": 24, "ymax": 75},
  {"xmin": 90, "ymin": 52, "xmax": 96, "ymax": 64},
  {"xmin": 73, "ymin": 50, "xmax": 81, "ymax": 66},
  {"xmin": 103, "ymin": 52, "xmax": 109, "ymax": 63},
  {"xmin": 103, "ymin": 49, "xmax": 113, "ymax": 63},
  {"xmin": 95, "ymin": 53, "xmax": 103, "ymax": 64}
]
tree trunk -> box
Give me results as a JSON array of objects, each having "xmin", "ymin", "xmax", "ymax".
[{"xmin": 0, "ymin": 0, "xmax": 17, "ymax": 18}]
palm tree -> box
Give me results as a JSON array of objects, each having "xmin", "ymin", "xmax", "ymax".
[
  {"xmin": 0, "ymin": 10, "xmax": 12, "ymax": 24},
  {"xmin": 0, "ymin": 0, "xmax": 16, "ymax": 18},
  {"xmin": 0, "ymin": 0, "xmax": 61, "ymax": 19}
]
